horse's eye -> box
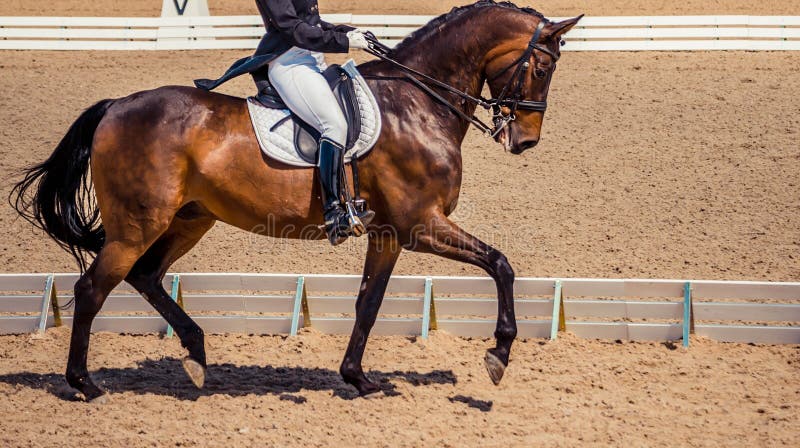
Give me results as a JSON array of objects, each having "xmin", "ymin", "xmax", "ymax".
[{"xmin": 535, "ymin": 69, "xmax": 546, "ymax": 78}]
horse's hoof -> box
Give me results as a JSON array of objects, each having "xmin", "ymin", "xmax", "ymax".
[
  {"xmin": 484, "ymin": 351, "xmax": 506, "ymax": 386},
  {"xmin": 182, "ymin": 357, "xmax": 206, "ymax": 389}
]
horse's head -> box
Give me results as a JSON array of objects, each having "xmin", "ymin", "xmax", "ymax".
[{"xmin": 485, "ymin": 15, "xmax": 582, "ymax": 154}]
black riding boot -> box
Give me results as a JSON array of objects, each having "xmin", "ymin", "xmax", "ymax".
[
  {"xmin": 318, "ymin": 139, "xmax": 376, "ymax": 245},
  {"xmin": 251, "ymin": 68, "xmax": 268, "ymax": 93},
  {"xmin": 318, "ymin": 139, "xmax": 355, "ymax": 246}
]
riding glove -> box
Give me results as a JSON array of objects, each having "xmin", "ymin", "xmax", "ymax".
[{"xmin": 347, "ymin": 30, "xmax": 370, "ymax": 49}]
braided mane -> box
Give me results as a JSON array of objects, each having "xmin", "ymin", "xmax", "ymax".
[{"xmin": 389, "ymin": 0, "xmax": 546, "ymax": 55}]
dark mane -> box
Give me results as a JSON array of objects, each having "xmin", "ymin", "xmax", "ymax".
[{"xmin": 389, "ymin": 0, "xmax": 546, "ymax": 56}]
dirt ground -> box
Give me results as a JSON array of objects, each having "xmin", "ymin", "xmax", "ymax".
[
  {"xmin": 0, "ymin": 1, "xmax": 799, "ymax": 447},
  {"xmin": 0, "ymin": 328, "xmax": 797, "ymax": 447}
]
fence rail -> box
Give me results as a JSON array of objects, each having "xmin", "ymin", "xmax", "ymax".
[
  {"xmin": 0, "ymin": 273, "xmax": 798, "ymax": 345},
  {"xmin": 0, "ymin": 15, "xmax": 798, "ymax": 51}
]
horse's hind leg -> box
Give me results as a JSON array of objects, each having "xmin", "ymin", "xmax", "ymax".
[
  {"xmin": 66, "ymin": 191, "xmax": 181, "ymax": 400},
  {"xmin": 66, "ymin": 239, "xmax": 157, "ymax": 401},
  {"xmin": 408, "ymin": 213, "xmax": 517, "ymax": 385},
  {"xmin": 125, "ymin": 215, "xmax": 215, "ymax": 388}
]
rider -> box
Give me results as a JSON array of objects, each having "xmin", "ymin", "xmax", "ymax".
[{"xmin": 196, "ymin": 0, "xmax": 373, "ymax": 245}]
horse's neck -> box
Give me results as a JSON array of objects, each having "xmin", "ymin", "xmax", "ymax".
[
  {"xmin": 398, "ymin": 48, "xmax": 486, "ymax": 103},
  {"xmin": 391, "ymin": 20, "xmax": 501, "ymax": 139}
]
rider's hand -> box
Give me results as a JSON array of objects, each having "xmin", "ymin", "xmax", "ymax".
[{"xmin": 347, "ymin": 30, "xmax": 370, "ymax": 50}]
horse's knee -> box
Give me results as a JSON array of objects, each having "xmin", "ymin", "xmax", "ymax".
[{"xmin": 488, "ymin": 249, "xmax": 514, "ymax": 282}]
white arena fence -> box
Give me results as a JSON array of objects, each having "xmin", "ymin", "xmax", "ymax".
[
  {"xmin": 0, "ymin": 15, "xmax": 799, "ymax": 51},
  {"xmin": 0, "ymin": 273, "xmax": 798, "ymax": 346}
]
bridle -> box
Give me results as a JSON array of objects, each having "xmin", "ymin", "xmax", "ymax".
[{"xmin": 363, "ymin": 20, "xmax": 559, "ymax": 137}]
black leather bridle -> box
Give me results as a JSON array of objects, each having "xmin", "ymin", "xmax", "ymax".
[{"xmin": 363, "ymin": 21, "xmax": 559, "ymax": 137}]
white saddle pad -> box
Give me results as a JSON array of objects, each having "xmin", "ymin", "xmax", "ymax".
[{"xmin": 246, "ymin": 60, "xmax": 382, "ymax": 167}]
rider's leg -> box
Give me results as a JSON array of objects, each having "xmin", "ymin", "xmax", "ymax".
[
  {"xmin": 267, "ymin": 48, "xmax": 349, "ymax": 149},
  {"xmin": 317, "ymin": 137, "xmax": 349, "ymax": 245},
  {"xmin": 251, "ymin": 68, "xmax": 271, "ymax": 96},
  {"xmin": 268, "ymin": 48, "xmax": 373, "ymax": 244}
]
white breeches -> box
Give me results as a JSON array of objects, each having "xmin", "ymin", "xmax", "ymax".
[{"xmin": 268, "ymin": 47, "xmax": 348, "ymax": 147}]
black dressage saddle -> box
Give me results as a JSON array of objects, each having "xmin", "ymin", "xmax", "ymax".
[{"xmin": 251, "ymin": 64, "xmax": 362, "ymax": 165}]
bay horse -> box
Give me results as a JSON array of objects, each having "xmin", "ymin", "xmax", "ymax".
[{"xmin": 11, "ymin": 1, "xmax": 580, "ymax": 401}]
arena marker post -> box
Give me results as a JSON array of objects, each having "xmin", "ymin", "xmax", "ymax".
[
  {"xmin": 166, "ymin": 275, "xmax": 183, "ymax": 338},
  {"xmin": 37, "ymin": 274, "xmax": 61, "ymax": 334},
  {"xmin": 301, "ymin": 279, "xmax": 311, "ymax": 329},
  {"xmin": 550, "ymin": 280, "xmax": 564, "ymax": 340},
  {"xmin": 290, "ymin": 276, "xmax": 309, "ymax": 336},
  {"xmin": 421, "ymin": 277, "xmax": 437, "ymax": 339},
  {"xmin": 429, "ymin": 283, "xmax": 438, "ymax": 332},
  {"xmin": 682, "ymin": 281, "xmax": 693, "ymax": 347}
]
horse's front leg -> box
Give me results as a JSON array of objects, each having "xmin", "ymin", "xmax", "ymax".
[
  {"xmin": 340, "ymin": 234, "xmax": 402, "ymax": 397},
  {"xmin": 409, "ymin": 213, "xmax": 517, "ymax": 385}
]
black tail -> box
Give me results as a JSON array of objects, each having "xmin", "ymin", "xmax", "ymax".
[{"xmin": 9, "ymin": 99, "xmax": 115, "ymax": 272}]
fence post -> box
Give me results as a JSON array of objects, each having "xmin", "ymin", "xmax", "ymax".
[
  {"xmin": 290, "ymin": 276, "xmax": 309, "ymax": 336},
  {"xmin": 682, "ymin": 281, "xmax": 693, "ymax": 347},
  {"xmin": 36, "ymin": 274, "xmax": 61, "ymax": 334},
  {"xmin": 550, "ymin": 280, "xmax": 564, "ymax": 340},
  {"xmin": 166, "ymin": 275, "xmax": 183, "ymax": 338},
  {"xmin": 421, "ymin": 277, "xmax": 437, "ymax": 339}
]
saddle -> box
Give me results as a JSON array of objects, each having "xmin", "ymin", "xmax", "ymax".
[{"xmin": 247, "ymin": 60, "xmax": 381, "ymax": 167}]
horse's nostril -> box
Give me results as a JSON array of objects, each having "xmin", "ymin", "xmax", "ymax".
[{"xmin": 510, "ymin": 139, "xmax": 538, "ymax": 154}]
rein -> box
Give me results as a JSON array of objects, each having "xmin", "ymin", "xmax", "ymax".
[{"xmin": 362, "ymin": 21, "xmax": 557, "ymax": 137}]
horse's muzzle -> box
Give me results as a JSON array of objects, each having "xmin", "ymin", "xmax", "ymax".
[{"xmin": 510, "ymin": 138, "xmax": 539, "ymax": 154}]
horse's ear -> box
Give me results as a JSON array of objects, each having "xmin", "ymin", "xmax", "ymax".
[{"xmin": 544, "ymin": 15, "xmax": 583, "ymax": 40}]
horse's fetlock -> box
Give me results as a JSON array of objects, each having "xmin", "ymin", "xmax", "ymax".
[
  {"xmin": 340, "ymin": 360, "xmax": 360, "ymax": 379},
  {"xmin": 65, "ymin": 370, "xmax": 88, "ymax": 390},
  {"xmin": 496, "ymin": 324, "xmax": 517, "ymax": 343},
  {"xmin": 181, "ymin": 326, "xmax": 204, "ymax": 348}
]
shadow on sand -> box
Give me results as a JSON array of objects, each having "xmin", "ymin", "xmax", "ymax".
[{"xmin": 0, "ymin": 358, "xmax": 457, "ymax": 402}]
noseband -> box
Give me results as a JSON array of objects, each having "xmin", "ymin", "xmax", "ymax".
[{"xmin": 363, "ymin": 21, "xmax": 559, "ymax": 137}]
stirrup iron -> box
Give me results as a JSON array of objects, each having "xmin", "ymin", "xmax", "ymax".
[{"xmin": 345, "ymin": 201, "xmax": 366, "ymax": 237}]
